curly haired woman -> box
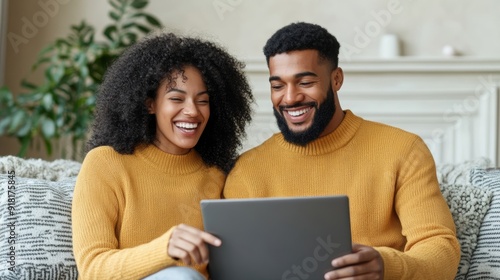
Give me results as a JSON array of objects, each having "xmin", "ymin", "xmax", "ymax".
[{"xmin": 71, "ymin": 32, "xmax": 253, "ymax": 279}]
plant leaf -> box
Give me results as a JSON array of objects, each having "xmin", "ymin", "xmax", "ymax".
[
  {"xmin": 21, "ymin": 80, "xmax": 39, "ymax": 90},
  {"xmin": 0, "ymin": 116, "xmax": 11, "ymax": 134},
  {"xmin": 16, "ymin": 119, "xmax": 32, "ymax": 137},
  {"xmin": 122, "ymin": 22, "xmax": 136, "ymax": 30},
  {"xmin": 38, "ymin": 45, "xmax": 54, "ymax": 57},
  {"xmin": 109, "ymin": 11, "xmax": 121, "ymax": 21},
  {"xmin": 143, "ymin": 14, "xmax": 162, "ymax": 27},
  {"xmin": 134, "ymin": 23, "xmax": 151, "ymax": 33},
  {"xmin": 130, "ymin": 12, "xmax": 162, "ymax": 27},
  {"xmin": 119, "ymin": 32, "xmax": 138, "ymax": 47},
  {"xmin": 131, "ymin": 0, "xmax": 148, "ymax": 9},
  {"xmin": 0, "ymin": 87, "xmax": 14, "ymax": 107},
  {"xmin": 80, "ymin": 65, "xmax": 89, "ymax": 78},
  {"xmin": 8, "ymin": 110, "xmax": 25, "ymax": 133},
  {"xmin": 104, "ymin": 25, "xmax": 118, "ymax": 41},
  {"xmin": 108, "ymin": 0, "xmax": 121, "ymax": 10},
  {"xmin": 52, "ymin": 65, "xmax": 65, "ymax": 83},
  {"xmin": 41, "ymin": 117, "xmax": 56, "ymax": 138},
  {"xmin": 42, "ymin": 94, "xmax": 53, "ymax": 111}
]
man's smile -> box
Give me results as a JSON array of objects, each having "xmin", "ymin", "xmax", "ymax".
[{"xmin": 280, "ymin": 102, "xmax": 316, "ymax": 125}]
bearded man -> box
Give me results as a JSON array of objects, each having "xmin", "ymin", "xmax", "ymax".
[{"xmin": 224, "ymin": 22, "xmax": 460, "ymax": 280}]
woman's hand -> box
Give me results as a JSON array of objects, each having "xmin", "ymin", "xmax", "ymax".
[{"xmin": 167, "ymin": 223, "xmax": 221, "ymax": 265}]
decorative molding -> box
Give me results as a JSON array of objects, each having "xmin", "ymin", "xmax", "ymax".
[
  {"xmin": 243, "ymin": 57, "xmax": 500, "ymax": 73},
  {"xmin": 241, "ymin": 58, "xmax": 500, "ymax": 166}
]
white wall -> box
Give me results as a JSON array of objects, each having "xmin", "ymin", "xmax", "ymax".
[
  {"xmin": 145, "ymin": 0, "xmax": 500, "ymax": 60},
  {"xmin": 2, "ymin": 0, "xmax": 500, "ymax": 162}
]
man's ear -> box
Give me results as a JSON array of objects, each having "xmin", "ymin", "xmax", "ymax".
[
  {"xmin": 331, "ymin": 67, "xmax": 344, "ymax": 91},
  {"xmin": 146, "ymin": 98, "xmax": 155, "ymax": 114}
]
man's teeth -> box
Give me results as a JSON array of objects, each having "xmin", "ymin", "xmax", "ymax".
[
  {"xmin": 287, "ymin": 108, "xmax": 309, "ymax": 117},
  {"xmin": 176, "ymin": 122, "xmax": 198, "ymax": 129}
]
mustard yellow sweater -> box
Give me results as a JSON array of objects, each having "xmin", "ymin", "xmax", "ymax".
[
  {"xmin": 72, "ymin": 145, "xmax": 225, "ymax": 280},
  {"xmin": 224, "ymin": 110, "xmax": 460, "ymax": 280}
]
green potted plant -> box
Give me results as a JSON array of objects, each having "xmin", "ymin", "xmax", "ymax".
[{"xmin": 0, "ymin": 0, "xmax": 162, "ymax": 160}]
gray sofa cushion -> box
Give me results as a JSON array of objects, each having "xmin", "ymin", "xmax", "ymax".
[
  {"xmin": 440, "ymin": 183, "xmax": 493, "ymax": 280},
  {"xmin": 0, "ymin": 155, "xmax": 80, "ymax": 280},
  {"xmin": 0, "ymin": 175, "xmax": 78, "ymax": 280},
  {"xmin": 466, "ymin": 168, "xmax": 500, "ymax": 279}
]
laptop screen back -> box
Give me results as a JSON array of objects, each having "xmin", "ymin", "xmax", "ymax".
[{"xmin": 201, "ymin": 195, "xmax": 352, "ymax": 280}]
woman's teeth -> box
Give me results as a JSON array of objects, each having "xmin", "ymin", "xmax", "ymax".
[{"xmin": 176, "ymin": 122, "xmax": 198, "ymax": 129}]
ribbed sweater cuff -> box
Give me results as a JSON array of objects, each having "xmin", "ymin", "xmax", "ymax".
[{"xmin": 375, "ymin": 246, "xmax": 406, "ymax": 280}]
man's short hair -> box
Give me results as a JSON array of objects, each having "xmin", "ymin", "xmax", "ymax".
[{"xmin": 263, "ymin": 22, "xmax": 341, "ymax": 68}]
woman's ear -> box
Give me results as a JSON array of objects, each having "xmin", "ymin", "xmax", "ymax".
[
  {"xmin": 146, "ymin": 98, "xmax": 155, "ymax": 114},
  {"xmin": 331, "ymin": 67, "xmax": 344, "ymax": 91}
]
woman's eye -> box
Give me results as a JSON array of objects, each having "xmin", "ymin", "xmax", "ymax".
[
  {"xmin": 197, "ymin": 100, "xmax": 209, "ymax": 104},
  {"xmin": 271, "ymin": 85, "xmax": 283, "ymax": 90},
  {"xmin": 169, "ymin": 97, "xmax": 183, "ymax": 102}
]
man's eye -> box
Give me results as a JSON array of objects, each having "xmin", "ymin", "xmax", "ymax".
[{"xmin": 299, "ymin": 82, "xmax": 313, "ymax": 86}]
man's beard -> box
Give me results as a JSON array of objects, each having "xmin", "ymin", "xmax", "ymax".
[{"xmin": 273, "ymin": 87, "xmax": 336, "ymax": 146}]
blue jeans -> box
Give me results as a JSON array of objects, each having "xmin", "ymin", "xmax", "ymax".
[{"xmin": 143, "ymin": 266, "xmax": 205, "ymax": 280}]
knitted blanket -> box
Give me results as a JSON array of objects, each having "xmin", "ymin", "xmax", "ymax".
[{"xmin": 0, "ymin": 155, "xmax": 81, "ymax": 181}]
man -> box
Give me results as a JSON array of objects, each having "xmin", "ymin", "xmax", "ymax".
[{"xmin": 224, "ymin": 22, "xmax": 460, "ymax": 280}]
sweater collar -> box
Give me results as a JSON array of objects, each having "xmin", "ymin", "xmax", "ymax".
[
  {"xmin": 275, "ymin": 110, "xmax": 362, "ymax": 155},
  {"xmin": 135, "ymin": 144, "xmax": 205, "ymax": 175}
]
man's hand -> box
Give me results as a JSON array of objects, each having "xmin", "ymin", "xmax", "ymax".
[
  {"xmin": 324, "ymin": 243, "xmax": 384, "ymax": 280},
  {"xmin": 167, "ymin": 223, "xmax": 221, "ymax": 265}
]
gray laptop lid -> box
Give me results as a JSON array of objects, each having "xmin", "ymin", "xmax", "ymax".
[{"xmin": 201, "ymin": 195, "xmax": 352, "ymax": 280}]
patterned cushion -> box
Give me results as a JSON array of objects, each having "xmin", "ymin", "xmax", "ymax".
[
  {"xmin": 0, "ymin": 175, "xmax": 78, "ymax": 280},
  {"xmin": 439, "ymin": 183, "xmax": 493, "ymax": 280},
  {"xmin": 466, "ymin": 168, "xmax": 500, "ymax": 279}
]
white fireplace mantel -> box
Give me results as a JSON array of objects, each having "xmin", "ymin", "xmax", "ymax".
[{"xmin": 241, "ymin": 57, "xmax": 500, "ymax": 166}]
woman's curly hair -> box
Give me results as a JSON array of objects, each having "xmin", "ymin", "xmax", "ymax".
[
  {"xmin": 263, "ymin": 22, "xmax": 341, "ymax": 69},
  {"xmin": 87, "ymin": 32, "xmax": 254, "ymax": 172}
]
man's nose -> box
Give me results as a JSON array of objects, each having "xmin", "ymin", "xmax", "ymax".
[{"xmin": 283, "ymin": 85, "xmax": 304, "ymax": 105}]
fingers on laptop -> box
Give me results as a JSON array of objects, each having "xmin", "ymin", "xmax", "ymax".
[
  {"xmin": 167, "ymin": 223, "xmax": 222, "ymax": 265},
  {"xmin": 325, "ymin": 243, "xmax": 384, "ymax": 280}
]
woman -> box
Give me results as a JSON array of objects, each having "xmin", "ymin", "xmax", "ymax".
[{"xmin": 71, "ymin": 32, "xmax": 253, "ymax": 279}]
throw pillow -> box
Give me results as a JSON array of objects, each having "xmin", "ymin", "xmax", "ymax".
[
  {"xmin": 466, "ymin": 168, "xmax": 500, "ymax": 279},
  {"xmin": 439, "ymin": 183, "xmax": 493, "ymax": 280},
  {"xmin": 0, "ymin": 156, "xmax": 81, "ymax": 181},
  {"xmin": 0, "ymin": 175, "xmax": 78, "ymax": 280},
  {"xmin": 436, "ymin": 158, "xmax": 491, "ymax": 186}
]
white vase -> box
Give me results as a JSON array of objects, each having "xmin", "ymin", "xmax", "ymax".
[{"xmin": 379, "ymin": 34, "xmax": 401, "ymax": 58}]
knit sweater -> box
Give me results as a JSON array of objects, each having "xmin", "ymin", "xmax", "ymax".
[
  {"xmin": 224, "ymin": 110, "xmax": 460, "ymax": 280},
  {"xmin": 72, "ymin": 145, "xmax": 225, "ymax": 279}
]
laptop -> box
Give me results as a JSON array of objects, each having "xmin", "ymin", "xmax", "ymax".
[{"xmin": 201, "ymin": 195, "xmax": 352, "ymax": 280}]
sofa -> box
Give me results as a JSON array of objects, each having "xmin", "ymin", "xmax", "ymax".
[{"xmin": 0, "ymin": 155, "xmax": 499, "ymax": 279}]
